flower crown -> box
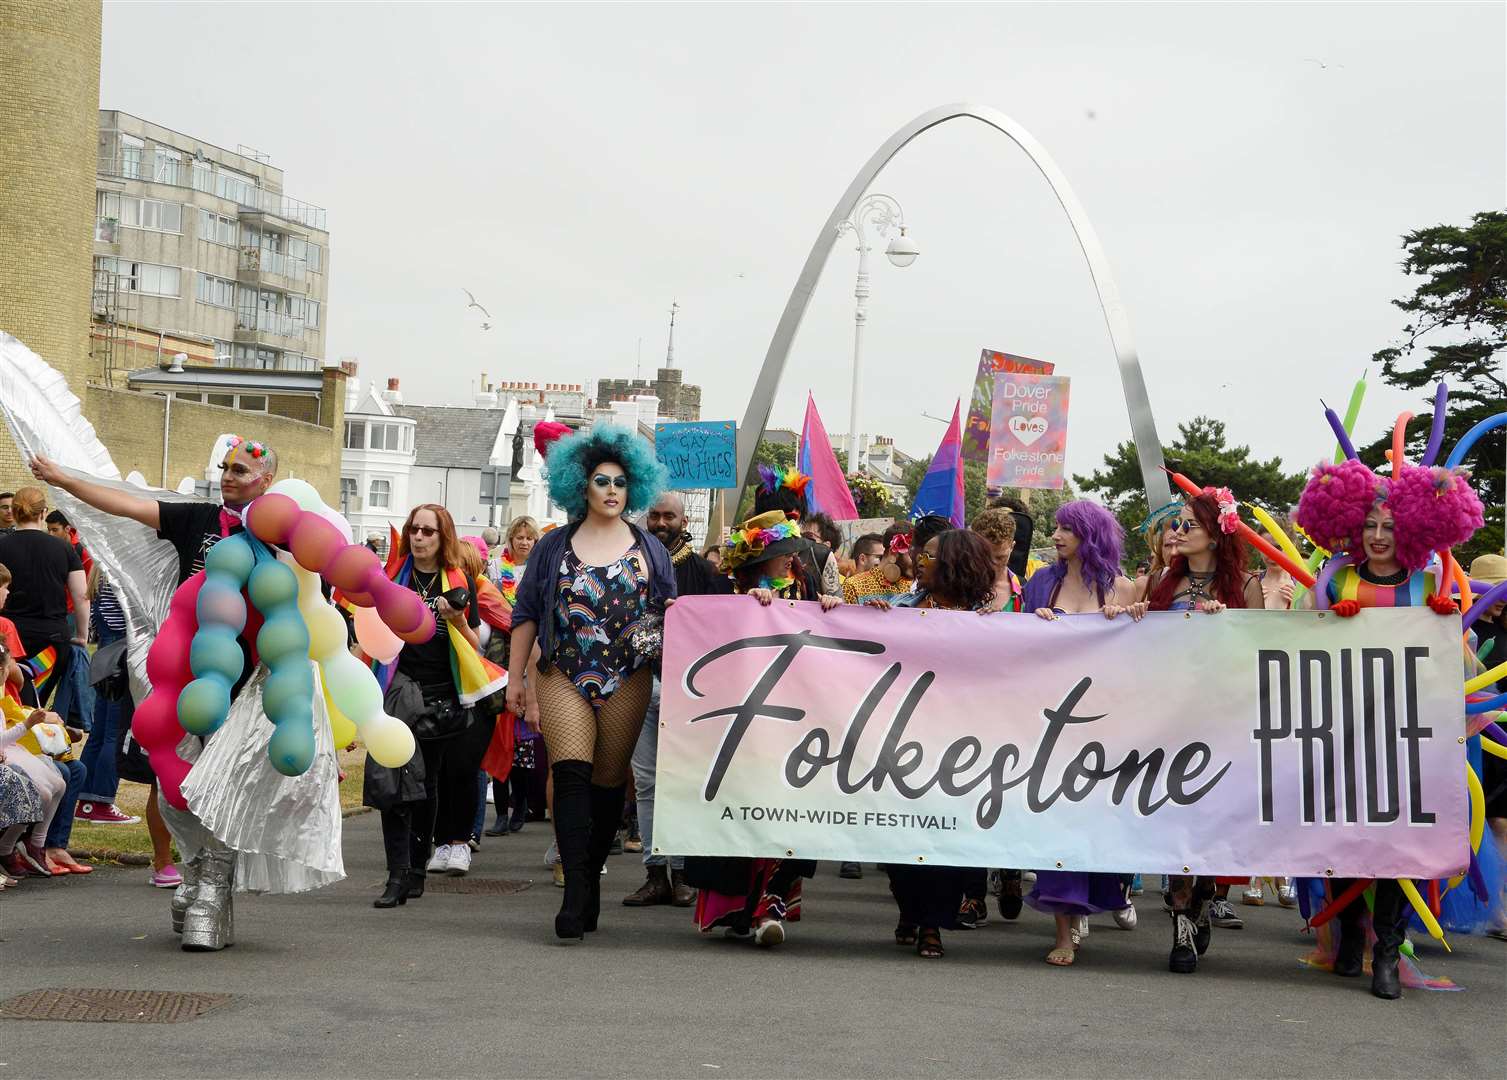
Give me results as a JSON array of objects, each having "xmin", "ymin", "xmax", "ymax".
[
  {"xmin": 1208, "ymin": 486, "xmax": 1239, "ymax": 534},
  {"xmin": 725, "ymin": 516, "xmax": 801, "ymax": 552},
  {"xmin": 756, "ymin": 464, "xmax": 811, "ymax": 498},
  {"xmin": 887, "ymin": 532, "xmax": 912, "ymax": 555},
  {"xmin": 226, "ymin": 434, "xmax": 268, "ymax": 459}
]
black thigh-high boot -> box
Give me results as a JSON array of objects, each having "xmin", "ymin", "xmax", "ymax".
[
  {"xmin": 1370, "ymin": 880, "xmax": 1407, "ymax": 1000},
  {"xmin": 584, "ymin": 783, "xmax": 628, "ymax": 932},
  {"xmin": 1333, "ymin": 880, "xmax": 1365, "ymax": 977},
  {"xmin": 551, "ymin": 760, "xmax": 594, "ymax": 942}
]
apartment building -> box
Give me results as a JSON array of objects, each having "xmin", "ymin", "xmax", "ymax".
[{"xmin": 93, "ymin": 110, "xmax": 330, "ymax": 385}]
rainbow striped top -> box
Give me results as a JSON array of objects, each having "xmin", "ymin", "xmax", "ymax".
[{"xmin": 1325, "ymin": 564, "xmax": 1436, "ymax": 608}]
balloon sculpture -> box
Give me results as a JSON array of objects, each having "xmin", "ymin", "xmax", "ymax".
[{"xmin": 133, "ymin": 479, "xmax": 431, "ymax": 810}]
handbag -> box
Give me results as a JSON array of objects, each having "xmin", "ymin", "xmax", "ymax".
[{"xmin": 411, "ymin": 695, "xmax": 474, "ymax": 742}]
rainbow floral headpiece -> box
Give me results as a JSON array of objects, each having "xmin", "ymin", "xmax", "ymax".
[
  {"xmin": 756, "ymin": 464, "xmax": 811, "ymax": 499},
  {"xmin": 723, "ymin": 510, "xmax": 804, "ymax": 572},
  {"xmin": 225, "ymin": 435, "xmax": 269, "ymax": 460},
  {"xmin": 1207, "ymin": 487, "xmax": 1240, "ymax": 534}
]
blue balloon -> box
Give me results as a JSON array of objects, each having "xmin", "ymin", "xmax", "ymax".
[
  {"xmin": 256, "ymin": 611, "xmax": 311, "ymax": 665},
  {"xmin": 267, "ymin": 719, "xmax": 316, "ymax": 777},
  {"xmin": 189, "ymin": 626, "xmax": 244, "ymax": 683},
  {"xmin": 196, "ymin": 576, "xmax": 247, "ymax": 632},
  {"xmin": 247, "ymin": 559, "xmax": 300, "ymax": 613},
  {"xmin": 178, "ymin": 676, "xmax": 231, "ymax": 736},
  {"xmin": 261, "ymin": 663, "xmax": 314, "ymax": 720},
  {"xmin": 203, "ymin": 532, "xmax": 254, "ymax": 583}
]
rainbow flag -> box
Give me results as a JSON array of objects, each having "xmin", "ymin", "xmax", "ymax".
[
  {"xmin": 23, "ymin": 645, "xmax": 59, "ymax": 695},
  {"xmin": 910, "ymin": 399, "xmax": 966, "ymax": 527},
  {"xmin": 798, "ymin": 393, "xmax": 859, "ymax": 521}
]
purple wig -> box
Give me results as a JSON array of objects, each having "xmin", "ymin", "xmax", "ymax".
[{"xmin": 1043, "ymin": 500, "xmax": 1125, "ymax": 599}]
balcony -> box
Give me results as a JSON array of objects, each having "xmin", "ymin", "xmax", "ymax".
[
  {"xmin": 237, "ymin": 246, "xmax": 309, "ymax": 293},
  {"xmin": 238, "ymin": 189, "xmax": 327, "ymax": 232},
  {"xmin": 97, "ymin": 149, "xmax": 328, "ymax": 234},
  {"xmin": 234, "ymin": 309, "xmax": 306, "ymax": 347}
]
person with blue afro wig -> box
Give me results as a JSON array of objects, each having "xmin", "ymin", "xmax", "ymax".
[{"xmin": 546, "ymin": 426, "xmax": 667, "ymax": 521}]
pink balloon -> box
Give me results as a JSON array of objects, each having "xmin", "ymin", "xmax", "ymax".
[
  {"xmin": 245, "ymin": 493, "xmax": 301, "ymax": 545},
  {"xmin": 353, "ymin": 604, "xmax": 403, "ymax": 663},
  {"xmin": 133, "ymin": 573, "xmax": 204, "ymax": 810},
  {"xmin": 395, "ymin": 614, "xmax": 437, "ymax": 645},
  {"xmin": 326, "ymin": 544, "xmax": 381, "ymax": 593},
  {"xmin": 289, "ymin": 513, "xmax": 345, "ymax": 571},
  {"xmin": 376, "ymin": 586, "xmax": 428, "ymax": 635}
]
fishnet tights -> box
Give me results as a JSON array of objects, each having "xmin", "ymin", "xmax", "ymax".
[{"xmin": 536, "ymin": 665, "xmax": 652, "ymax": 786}]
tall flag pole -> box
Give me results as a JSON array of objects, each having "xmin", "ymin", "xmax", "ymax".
[
  {"xmin": 799, "ymin": 392, "xmax": 859, "ymax": 521},
  {"xmin": 909, "ymin": 399, "xmax": 966, "ymax": 527}
]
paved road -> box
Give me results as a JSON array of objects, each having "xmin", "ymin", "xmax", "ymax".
[{"xmin": 1, "ymin": 810, "xmax": 1499, "ymax": 1079}]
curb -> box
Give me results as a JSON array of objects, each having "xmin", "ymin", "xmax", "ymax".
[{"xmin": 72, "ymin": 806, "xmax": 370, "ymax": 866}]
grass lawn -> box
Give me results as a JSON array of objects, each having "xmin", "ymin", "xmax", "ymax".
[{"xmin": 68, "ymin": 748, "xmax": 369, "ymax": 865}]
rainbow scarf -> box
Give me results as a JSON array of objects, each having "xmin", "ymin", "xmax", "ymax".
[
  {"xmin": 496, "ymin": 553, "xmax": 522, "ymax": 607},
  {"xmin": 373, "ymin": 559, "xmax": 507, "ymax": 707}
]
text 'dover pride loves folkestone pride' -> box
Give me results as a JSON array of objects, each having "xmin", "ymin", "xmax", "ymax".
[{"xmin": 652, "ymin": 597, "xmax": 1467, "ymax": 879}]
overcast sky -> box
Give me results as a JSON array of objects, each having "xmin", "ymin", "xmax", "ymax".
[{"xmin": 101, "ymin": 2, "xmax": 1504, "ymax": 491}]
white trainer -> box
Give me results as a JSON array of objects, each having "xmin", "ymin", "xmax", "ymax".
[
  {"xmin": 426, "ymin": 844, "xmax": 452, "ymax": 873},
  {"xmin": 447, "ymin": 844, "xmax": 471, "ymax": 876}
]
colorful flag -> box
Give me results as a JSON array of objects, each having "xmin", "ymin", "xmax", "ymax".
[
  {"xmin": 910, "ymin": 400, "xmax": 966, "ymax": 527},
  {"xmin": 798, "ymin": 393, "xmax": 859, "ymax": 521}
]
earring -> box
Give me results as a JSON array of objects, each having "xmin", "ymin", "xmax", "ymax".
[{"xmin": 1209, "ymin": 543, "xmax": 1218, "ymax": 551}]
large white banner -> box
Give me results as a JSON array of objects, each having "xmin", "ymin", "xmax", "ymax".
[{"xmin": 654, "ymin": 598, "xmax": 1469, "ymax": 878}]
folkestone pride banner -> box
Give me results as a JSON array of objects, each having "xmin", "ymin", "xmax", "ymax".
[{"xmin": 653, "ymin": 597, "xmax": 1468, "ymax": 879}]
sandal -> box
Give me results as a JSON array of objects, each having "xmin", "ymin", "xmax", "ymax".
[
  {"xmin": 894, "ymin": 921, "xmax": 918, "ymax": 947},
  {"xmin": 1046, "ymin": 945, "xmax": 1076, "ymax": 966},
  {"xmin": 916, "ymin": 927, "xmax": 944, "ymax": 959}
]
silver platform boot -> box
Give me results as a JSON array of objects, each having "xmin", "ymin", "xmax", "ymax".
[
  {"xmin": 171, "ymin": 851, "xmax": 204, "ymax": 935},
  {"xmin": 180, "ymin": 847, "xmax": 235, "ymax": 951}
]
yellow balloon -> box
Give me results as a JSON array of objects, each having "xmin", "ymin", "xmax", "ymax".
[
  {"xmin": 1465, "ymin": 662, "xmax": 1507, "ymax": 695},
  {"xmin": 1398, "ymin": 879, "xmax": 1450, "ymax": 953},
  {"xmin": 323, "ymin": 683, "xmax": 358, "ymax": 748},
  {"xmin": 364, "ymin": 714, "xmax": 415, "ymax": 768},
  {"xmin": 1246, "ymin": 503, "xmax": 1305, "ymax": 569},
  {"xmin": 1480, "ymin": 734, "xmax": 1507, "ymax": 761},
  {"xmin": 305, "ymin": 599, "xmax": 347, "ymax": 659},
  {"xmin": 1466, "ymin": 761, "xmax": 1485, "ymax": 853}
]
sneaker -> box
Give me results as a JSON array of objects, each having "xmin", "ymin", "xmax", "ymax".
[
  {"xmin": 447, "ymin": 844, "xmax": 471, "ymax": 876},
  {"xmin": 839, "ymin": 862, "xmax": 864, "ymax": 880},
  {"xmin": 724, "ymin": 925, "xmax": 753, "ymax": 940},
  {"xmin": 1277, "ymin": 883, "xmax": 1298, "ymax": 909},
  {"xmin": 150, "ymin": 864, "xmax": 183, "ymax": 888},
  {"xmin": 609, "ymin": 830, "xmax": 624, "ymax": 856},
  {"xmin": 426, "ymin": 845, "xmax": 453, "ymax": 873},
  {"xmin": 75, "ymin": 801, "xmax": 141, "ymax": 826},
  {"xmin": 957, "ymin": 898, "xmax": 987, "ymax": 929},
  {"xmin": 988, "ymin": 869, "xmax": 1004, "ymax": 896},
  {"xmin": 1208, "ymin": 898, "xmax": 1244, "ymax": 929},
  {"xmin": 1169, "ymin": 913, "xmax": 1198, "ymax": 973},
  {"xmin": 467, "ymin": 834, "xmax": 482, "ymax": 852},
  {"xmin": 624, "ymin": 835, "xmax": 643, "ymax": 854},
  {"xmin": 1113, "ymin": 904, "xmax": 1138, "ymax": 930},
  {"xmin": 544, "ymin": 839, "xmax": 559, "ymax": 870},
  {"xmin": 754, "ymin": 918, "xmax": 786, "ymax": 947}
]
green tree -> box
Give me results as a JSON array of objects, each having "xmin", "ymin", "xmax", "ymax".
[
  {"xmin": 734, "ymin": 438, "xmax": 797, "ymax": 521},
  {"xmin": 1358, "ymin": 211, "xmax": 1506, "ymax": 563},
  {"xmin": 1075, "ymin": 416, "xmax": 1304, "ymax": 566}
]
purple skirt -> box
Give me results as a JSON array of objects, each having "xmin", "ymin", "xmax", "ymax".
[{"xmin": 1026, "ymin": 870, "xmax": 1128, "ymax": 916}]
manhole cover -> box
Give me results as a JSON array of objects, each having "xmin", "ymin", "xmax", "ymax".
[
  {"xmin": 0, "ymin": 989, "xmax": 233, "ymax": 1023},
  {"xmin": 424, "ymin": 876, "xmax": 533, "ymax": 895}
]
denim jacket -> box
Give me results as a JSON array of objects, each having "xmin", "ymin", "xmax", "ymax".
[{"xmin": 510, "ymin": 520, "xmax": 678, "ymax": 672}]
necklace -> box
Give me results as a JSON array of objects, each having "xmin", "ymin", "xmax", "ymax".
[
  {"xmin": 413, "ymin": 567, "xmax": 441, "ymax": 601},
  {"xmin": 1184, "ymin": 569, "xmax": 1216, "ymax": 602}
]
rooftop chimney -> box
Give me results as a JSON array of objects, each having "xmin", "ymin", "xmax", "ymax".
[{"xmin": 383, "ymin": 377, "xmax": 403, "ymax": 405}]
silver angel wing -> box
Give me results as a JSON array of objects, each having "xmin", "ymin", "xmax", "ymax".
[{"xmin": 0, "ymin": 331, "xmax": 213, "ymax": 700}]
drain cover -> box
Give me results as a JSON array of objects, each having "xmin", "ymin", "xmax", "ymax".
[
  {"xmin": 424, "ymin": 876, "xmax": 533, "ymax": 895},
  {"xmin": 0, "ymin": 989, "xmax": 233, "ymax": 1023}
]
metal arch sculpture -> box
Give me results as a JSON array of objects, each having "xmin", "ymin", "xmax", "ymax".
[{"xmin": 733, "ymin": 102, "xmax": 1172, "ymax": 510}]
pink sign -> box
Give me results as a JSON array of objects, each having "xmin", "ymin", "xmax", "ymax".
[{"xmin": 987, "ymin": 372, "xmax": 1070, "ymax": 490}]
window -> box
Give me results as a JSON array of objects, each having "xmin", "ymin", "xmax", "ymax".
[
  {"xmin": 344, "ymin": 421, "xmax": 366, "ymax": 450},
  {"xmin": 402, "ymin": 426, "xmax": 413, "ymax": 451},
  {"xmin": 208, "ymin": 339, "xmax": 232, "ymax": 364},
  {"xmin": 304, "ymin": 299, "xmax": 320, "ymax": 329},
  {"xmin": 140, "ymin": 199, "xmax": 181, "ymax": 232},
  {"xmin": 287, "ymin": 238, "xmax": 323, "ymax": 274},
  {"xmin": 96, "ymin": 257, "xmax": 180, "ymax": 297},
  {"xmin": 339, "ymin": 477, "xmax": 357, "ymax": 512},
  {"xmin": 238, "ymin": 395, "xmax": 268, "ymax": 413},
  {"xmin": 173, "ymin": 392, "xmax": 203, "ymax": 403},
  {"xmin": 195, "ymin": 273, "xmax": 235, "ymax": 308},
  {"xmin": 120, "ymin": 134, "xmax": 143, "ymax": 179},
  {"xmin": 216, "ymin": 167, "xmax": 257, "ymax": 207},
  {"xmin": 232, "ymin": 343, "xmax": 282, "ymax": 369},
  {"xmin": 369, "ymin": 479, "xmax": 391, "ymax": 509},
  {"xmin": 198, "ymin": 208, "xmax": 236, "ymax": 246},
  {"xmin": 107, "ymin": 195, "xmax": 182, "ymax": 233},
  {"xmin": 191, "ymin": 159, "xmax": 212, "ymax": 193},
  {"xmin": 153, "ymin": 147, "xmax": 181, "ymax": 185},
  {"xmin": 207, "ymin": 393, "xmax": 235, "ymax": 408}
]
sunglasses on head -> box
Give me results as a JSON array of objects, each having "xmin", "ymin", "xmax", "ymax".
[
  {"xmin": 591, "ymin": 475, "xmax": 629, "ymax": 490},
  {"xmin": 1168, "ymin": 519, "xmax": 1204, "ymax": 534},
  {"xmin": 408, "ymin": 525, "xmax": 438, "ymax": 538}
]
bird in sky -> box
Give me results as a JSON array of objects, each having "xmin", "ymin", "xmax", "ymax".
[
  {"xmin": 480, "ymin": 322, "xmax": 493, "ymax": 331},
  {"xmin": 463, "ymin": 288, "xmax": 492, "ymax": 319},
  {"xmin": 1303, "ymin": 57, "xmax": 1344, "ymax": 70}
]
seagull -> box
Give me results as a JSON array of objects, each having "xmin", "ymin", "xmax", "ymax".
[
  {"xmin": 480, "ymin": 322, "xmax": 492, "ymax": 331},
  {"xmin": 462, "ymin": 288, "xmax": 492, "ymax": 319},
  {"xmin": 1303, "ymin": 57, "xmax": 1344, "ymax": 70},
  {"xmin": 1085, "ymin": 108, "xmax": 1097, "ymax": 120}
]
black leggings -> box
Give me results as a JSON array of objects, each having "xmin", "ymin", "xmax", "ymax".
[
  {"xmin": 887, "ymin": 864, "xmax": 966, "ymax": 929},
  {"xmin": 379, "ymin": 710, "xmax": 494, "ymax": 875}
]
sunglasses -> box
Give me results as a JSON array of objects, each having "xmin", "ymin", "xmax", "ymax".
[
  {"xmin": 1167, "ymin": 520, "xmax": 1204, "ymax": 534},
  {"xmin": 591, "ymin": 475, "xmax": 629, "ymax": 490},
  {"xmin": 408, "ymin": 525, "xmax": 439, "ymax": 538},
  {"xmin": 916, "ymin": 551, "xmax": 936, "ymax": 565}
]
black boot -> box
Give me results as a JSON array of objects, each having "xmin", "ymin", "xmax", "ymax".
[
  {"xmin": 552, "ymin": 760, "xmax": 594, "ymax": 942},
  {"xmin": 374, "ymin": 877, "xmax": 409, "ymax": 909},
  {"xmin": 1333, "ymin": 887, "xmax": 1365, "ymax": 977},
  {"xmin": 485, "ymin": 778, "xmax": 510, "ymax": 835},
  {"xmin": 509, "ymin": 775, "xmax": 528, "ymax": 833},
  {"xmin": 1371, "ymin": 881, "xmax": 1407, "ymax": 1000},
  {"xmin": 404, "ymin": 871, "xmax": 425, "ymax": 899},
  {"xmin": 1168, "ymin": 910, "xmax": 1198, "ymax": 973},
  {"xmin": 583, "ymin": 783, "xmax": 628, "ymax": 932}
]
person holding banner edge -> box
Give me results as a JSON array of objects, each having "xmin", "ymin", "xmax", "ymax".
[{"xmin": 506, "ymin": 426, "xmax": 675, "ymax": 943}]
